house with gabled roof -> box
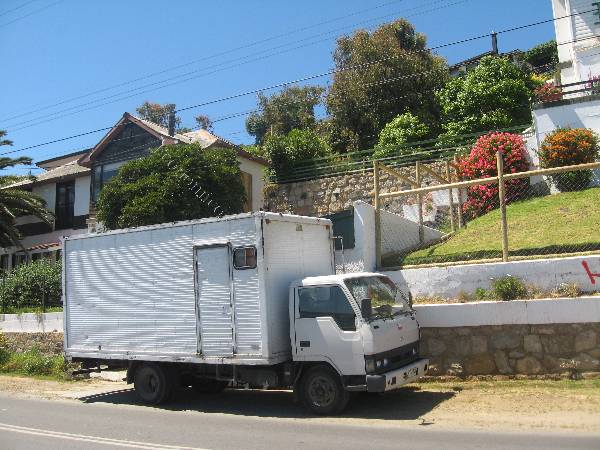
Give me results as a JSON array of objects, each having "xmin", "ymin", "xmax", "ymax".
[{"xmin": 0, "ymin": 112, "xmax": 268, "ymax": 271}]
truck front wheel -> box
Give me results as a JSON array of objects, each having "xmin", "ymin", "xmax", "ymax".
[
  {"xmin": 133, "ymin": 363, "xmax": 173, "ymax": 405},
  {"xmin": 299, "ymin": 366, "xmax": 350, "ymax": 415}
]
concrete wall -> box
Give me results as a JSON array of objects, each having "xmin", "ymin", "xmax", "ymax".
[
  {"xmin": 74, "ymin": 175, "xmax": 91, "ymax": 216},
  {"xmin": 238, "ymin": 157, "xmax": 266, "ymax": 211},
  {"xmin": 385, "ymin": 254, "xmax": 600, "ymax": 299},
  {"xmin": 334, "ymin": 201, "xmax": 443, "ymax": 273},
  {"xmin": 0, "ymin": 312, "xmax": 63, "ymax": 333}
]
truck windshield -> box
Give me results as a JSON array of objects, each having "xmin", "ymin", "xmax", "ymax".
[{"xmin": 344, "ymin": 276, "xmax": 411, "ymax": 320}]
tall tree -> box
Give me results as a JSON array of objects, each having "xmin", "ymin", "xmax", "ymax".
[
  {"xmin": 325, "ymin": 19, "xmax": 449, "ymax": 152},
  {"xmin": 195, "ymin": 114, "xmax": 213, "ymax": 132},
  {"xmin": 246, "ymin": 86, "xmax": 324, "ymax": 144},
  {"xmin": 0, "ymin": 131, "xmax": 53, "ymax": 248},
  {"xmin": 436, "ymin": 56, "xmax": 532, "ymax": 145}
]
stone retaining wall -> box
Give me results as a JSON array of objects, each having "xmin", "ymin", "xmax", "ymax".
[
  {"xmin": 265, "ymin": 162, "xmax": 444, "ymax": 217},
  {"xmin": 421, "ymin": 323, "xmax": 600, "ymax": 376}
]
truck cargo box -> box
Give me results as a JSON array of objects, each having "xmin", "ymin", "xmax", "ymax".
[{"xmin": 63, "ymin": 212, "xmax": 334, "ymax": 365}]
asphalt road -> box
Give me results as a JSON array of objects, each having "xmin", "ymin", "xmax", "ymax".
[{"xmin": 0, "ymin": 390, "xmax": 598, "ymax": 450}]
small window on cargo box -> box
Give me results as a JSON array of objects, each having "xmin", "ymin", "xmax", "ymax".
[{"xmin": 233, "ymin": 246, "xmax": 257, "ymax": 269}]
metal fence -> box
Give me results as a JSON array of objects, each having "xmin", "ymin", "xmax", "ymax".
[{"xmin": 374, "ymin": 156, "xmax": 600, "ymax": 269}]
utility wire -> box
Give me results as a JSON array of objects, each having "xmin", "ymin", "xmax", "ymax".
[
  {"xmin": 0, "ymin": 0, "xmax": 38, "ymax": 18},
  {"xmin": 4, "ymin": 20, "xmax": 596, "ymax": 157},
  {"xmin": 4, "ymin": 2, "xmax": 590, "ymax": 131},
  {"xmin": 3, "ymin": 0, "xmax": 464, "ymax": 130},
  {"xmin": 0, "ymin": 0, "xmax": 62, "ymax": 28},
  {"xmin": 0, "ymin": 0, "xmax": 412, "ymax": 122}
]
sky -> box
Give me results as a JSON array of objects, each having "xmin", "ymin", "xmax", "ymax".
[{"xmin": 0, "ymin": 0, "xmax": 557, "ymax": 175}]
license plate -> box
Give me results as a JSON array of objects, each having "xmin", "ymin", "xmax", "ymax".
[{"xmin": 406, "ymin": 367, "xmax": 418, "ymax": 378}]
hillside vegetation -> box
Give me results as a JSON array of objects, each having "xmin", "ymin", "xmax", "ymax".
[{"xmin": 390, "ymin": 187, "xmax": 600, "ymax": 266}]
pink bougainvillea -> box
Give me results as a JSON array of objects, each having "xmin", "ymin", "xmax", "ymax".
[{"xmin": 456, "ymin": 132, "xmax": 530, "ymax": 219}]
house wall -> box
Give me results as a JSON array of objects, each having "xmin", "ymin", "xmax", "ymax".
[
  {"xmin": 74, "ymin": 175, "xmax": 90, "ymax": 216},
  {"xmin": 238, "ymin": 157, "xmax": 266, "ymax": 211},
  {"xmin": 552, "ymin": 0, "xmax": 600, "ymax": 85}
]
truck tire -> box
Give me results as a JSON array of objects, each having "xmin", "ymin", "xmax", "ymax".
[
  {"xmin": 298, "ymin": 365, "xmax": 350, "ymax": 415},
  {"xmin": 191, "ymin": 379, "xmax": 228, "ymax": 394},
  {"xmin": 133, "ymin": 363, "xmax": 173, "ymax": 405}
]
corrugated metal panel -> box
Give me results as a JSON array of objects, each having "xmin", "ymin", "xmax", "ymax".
[
  {"xmin": 196, "ymin": 246, "xmax": 234, "ymax": 356},
  {"xmin": 65, "ymin": 225, "xmax": 197, "ymax": 355},
  {"xmin": 65, "ymin": 216, "xmax": 262, "ymax": 359},
  {"xmin": 572, "ymin": 0, "xmax": 599, "ymax": 41},
  {"xmin": 192, "ymin": 218, "xmax": 262, "ymax": 357},
  {"xmin": 263, "ymin": 220, "xmax": 334, "ymax": 355}
]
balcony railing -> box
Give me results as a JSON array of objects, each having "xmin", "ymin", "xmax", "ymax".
[{"xmin": 533, "ymin": 79, "xmax": 600, "ymax": 106}]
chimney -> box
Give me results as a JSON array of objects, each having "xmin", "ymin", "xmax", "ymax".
[
  {"xmin": 168, "ymin": 112, "xmax": 176, "ymax": 137},
  {"xmin": 491, "ymin": 32, "xmax": 498, "ymax": 55}
]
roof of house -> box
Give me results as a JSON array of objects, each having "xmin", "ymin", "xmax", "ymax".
[
  {"xmin": 6, "ymin": 112, "xmax": 267, "ymax": 190},
  {"xmin": 80, "ymin": 113, "xmax": 268, "ymax": 167},
  {"xmin": 6, "ymin": 159, "xmax": 90, "ymax": 189}
]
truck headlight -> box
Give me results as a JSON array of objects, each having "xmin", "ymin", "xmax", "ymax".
[{"xmin": 365, "ymin": 359, "xmax": 376, "ymax": 373}]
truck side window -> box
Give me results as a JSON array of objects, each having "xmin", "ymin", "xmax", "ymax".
[
  {"xmin": 233, "ymin": 246, "xmax": 257, "ymax": 269},
  {"xmin": 298, "ymin": 286, "xmax": 356, "ymax": 331}
]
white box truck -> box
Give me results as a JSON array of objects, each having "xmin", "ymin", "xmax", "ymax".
[{"xmin": 63, "ymin": 212, "xmax": 428, "ymax": 415}]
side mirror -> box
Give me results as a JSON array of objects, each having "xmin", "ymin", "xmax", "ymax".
[{"xmin": 360, "ymin": 298, "xmax": 372, "ymax": 320}]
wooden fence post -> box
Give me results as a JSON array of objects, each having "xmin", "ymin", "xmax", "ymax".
[
  {"xmin": 496, "ymin": 151, "xmax": 509, "ymax": 262},
  {"xmin": 373, "ymin": 161, "xmax": 382, "ymax": 269},
  {"xmin": 445, "ymin": 160, "xmax": 456, "ymax": 232},
  {"xmin": 453, "ymin": 155, "xmax": 464, "ymax": 229},
  {"xmin": 415, "ymin": 162, "xmax": 424, "ymax": 244}
]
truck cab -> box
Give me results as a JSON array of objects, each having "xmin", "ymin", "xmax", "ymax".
[{"xmin": 289, "ymin": 272, "xmax": 429, "ymax": 414}]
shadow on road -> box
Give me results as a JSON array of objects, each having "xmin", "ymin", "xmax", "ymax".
[{"xmin": 78, "ymin": 385, "xmax": 454, "ymax": 420}]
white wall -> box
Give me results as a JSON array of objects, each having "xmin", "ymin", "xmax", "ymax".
[
  {"xmin": 74, "ymin": 175, "xmax": 90, "ymax": 216},
  {"xmin": 384, "ymin": 254, "xmax": 600, "ymax": 299},
  {"xmin": 335, "ymin": 201, "xmax": 444, "ymax": 273},
  {"xmin": 534, "ymin": 97, "xmax": 600, "ymax": 143},
  {"xmin": 238, "ymin": 158, "xmax": 266, "ymax": 211},
  {"xmin": 4, "ymin": 297, "xmax": 599, "ymax": 333},
  {"xmin": 415, "ymin": 297, "xmax": 600, "ymax": 327},
  {"xmin": 0, "ymin": 312, "xmax": 63, "ymax": 333}
]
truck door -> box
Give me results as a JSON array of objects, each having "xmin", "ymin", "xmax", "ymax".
[
  {"xmin": 293, "ymin": 285, "xmax": 365, "ymax": 375},
  {"xmin": 195, "ymin": 245, "xmax": 235, "ymax": 356}
]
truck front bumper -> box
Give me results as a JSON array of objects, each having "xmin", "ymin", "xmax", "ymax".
[{"xmin": 366, "ymin": 358, "xmax": 429, "ymax": 392}]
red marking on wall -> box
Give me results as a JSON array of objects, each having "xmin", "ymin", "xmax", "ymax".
[{"xmin": 582, "ymin": 260, "xmax": 600, "ymax": 285}]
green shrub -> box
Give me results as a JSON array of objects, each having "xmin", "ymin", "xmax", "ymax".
[
  {"xmin": 539, "ymin": 128, "xmax": 599, "ymax": 192},
  {"xmin": 0, "ymin": 347, "xmax": 66, "ymax": 378},
  {"xmin": 0, "ymin": 259, "xmax": 62, "ymax": 311},
  {"xmin": 491, "ymin": 275, "xmax": 527, "ymax": 301}
]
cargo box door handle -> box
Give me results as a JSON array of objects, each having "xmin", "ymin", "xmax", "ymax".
[{"xmin": 299, "ymin": 341, "xmax": 310, "ymax": 348}]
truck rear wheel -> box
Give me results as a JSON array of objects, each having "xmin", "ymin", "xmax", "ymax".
[
  {"xmin": 299, "ymin": 366, "xmax": 349, "ymax": 415},
  {"xmin": 133, "ymin": 363, "xmax": 173, "ymax": 405}
]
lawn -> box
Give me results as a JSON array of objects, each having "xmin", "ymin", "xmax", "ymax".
[{"xmin": 388, "ymin": 186, "xmax": 600, "ymax": 266}]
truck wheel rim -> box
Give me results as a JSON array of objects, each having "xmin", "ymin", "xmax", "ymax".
[
  {"xmin": 308, "ymin": 376, "xmax": 335, "ymax": 408},
  {"xmin": 144, "ymin": 374, "xmax": 158, "ymax": 394}
]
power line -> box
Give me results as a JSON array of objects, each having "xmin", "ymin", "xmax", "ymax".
[
  {"xmin": 0, "ymin": 0, "xmax": 412, "ymax": 122},
  {"xmin": 0, "ymin": 0, "xmax": 62, "ymax": 28},
  {"xmin": 2, "ymin": 0, "xmax": 468, "ymax": 130},
  {"xmin": 0, "ymin": 0, "xmax": 38, "ymax": 18},
  {"xmin": 4, "ymin": 1, "xmax": 590, "ymax": 132},
  {"xmin": 4, "ymin": 19, "xmax": 595, "ymax": 158}
]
